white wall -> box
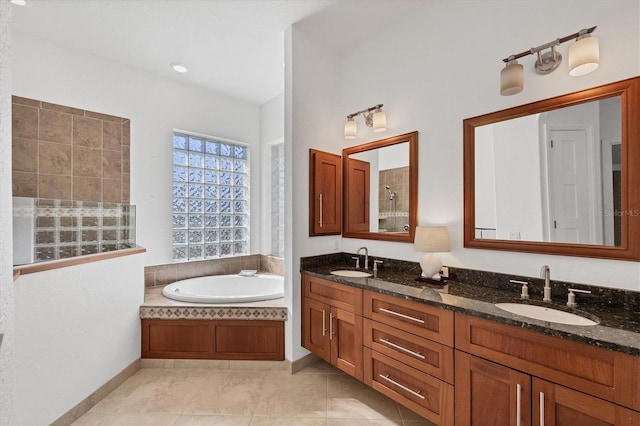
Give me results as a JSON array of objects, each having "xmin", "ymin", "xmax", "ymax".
[
  {"xmin": 338, "ymin": 0, "xmax": 640, "ymax": 291},
  {"xmin": 0, "ymin": 1, "xmax": 14, "ymax": 423},
  {"xmin": 13, "ymin": 255, "xmax": 144, "ymax": 425},
  {"xmin": 492, "ymin": 115, "xmax": 543, "ymax": 241},
  {"xmin": 9, "ymin": 31, "xmax": 264, "ymax": 423},
  {"xmin": 286, "ymin": 26, "xmax": 344, "ymax": 361},
  {"xmin": 288, "ymin": 0, "xmax": 640, "ymax": 347},
  {"xmin": 12, "ymin": 32, "xmax": 262, "ymax": 266},
  {"xmin": 474, "ymin": 125, "xmax": 497, "ymax": 230}
]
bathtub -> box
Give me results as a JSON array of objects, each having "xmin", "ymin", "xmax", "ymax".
[{"xmin": 162, "ymin": 273, "xmax": 284, "ymax": 303}]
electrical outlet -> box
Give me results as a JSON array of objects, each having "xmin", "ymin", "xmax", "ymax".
[{"xmin": 441, "ymin": 266, "xmax": 449, "ymax": 278}]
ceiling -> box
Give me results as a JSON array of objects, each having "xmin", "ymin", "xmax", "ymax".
[{"xmin": 11, "ymin": 0, "xmax": 428, "ymax": 106}]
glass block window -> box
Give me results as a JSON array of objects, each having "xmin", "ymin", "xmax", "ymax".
[
  {"xmin": 172, "ymin": 133, "xmax": 249, "ymax": 261},
  {"xmin": 271, "ymin": 143, "xmax": 285, "ymax": 257}
]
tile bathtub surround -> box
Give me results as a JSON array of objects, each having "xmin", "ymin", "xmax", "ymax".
[
  {"xmin": 144, "ymin": 255, "xmax": 283, "ymax": 287},
  {"xmin": 72, "ymin": 360, "xmax": 434, "ymax": 426},
  {"xmin": 11, "ymin": 96, "xmax": 130, "ymax": 203}
]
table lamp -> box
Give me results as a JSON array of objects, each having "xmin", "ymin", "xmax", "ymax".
[{"xmin": 414, "ymin": 226, "xmax": 450, "ymax": 283}]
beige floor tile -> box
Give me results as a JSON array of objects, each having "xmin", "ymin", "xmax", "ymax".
[
  {"xmin": 72, "ymin": 362, "xmax": 436, "ymax": 426},
  {"xmin": 326, "ymin": 419, "xmax": 404, "ymax": 426},
  {"xmin": 89, "ymin": 369, "xmax": 209, "ymax": 414},
  {"xmin": 398, "ymin": 405, "xmax": 437, "ymax": 425},
  {"xmin": 296, "ymin": 361, "xmax": 345, "ymax": 375},
  {"xmin": 250, "ymin": 417, "xmax": 327, "ymax": 425},
  {"xmin": 72, "ymin": 411, "xmax": 179, "ymax": 425},
  {"xmin": 179, "ymin": 370, "xmax": 270, "ymax": 416},
  {"xmin": 253, "ymin": 371, "xmax": 328, "ymax": 418},
  {"xmin": 326, "ymin": 375, "xmax": 402, "ymax": 421},
  {"xmin": 174, "ymin": 414, "xmax": 253, "ymax": 425}
]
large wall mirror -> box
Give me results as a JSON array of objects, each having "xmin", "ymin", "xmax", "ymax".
[
  {"xmin": 343, "ymin": 131, "xmax": 418, "ymax": 243},
  {"xmin": 464, "ymin": 76, "xmax": 640, "ymax": 260}
]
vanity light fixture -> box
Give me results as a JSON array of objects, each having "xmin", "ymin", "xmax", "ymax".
[
  {"xmin": 414, "ymin": 226, "xmax": 450, "ymax": 284},
  {"xmin": 170, "ymin": 62, "xmax": 188, "ymax": 73},
  {"xmin": 344, "ymin": 104, "xmax": 386, "ymax": 139},
  {"xmin": 500, "ymin": 26, "xmax": 598, "ymax": 96}
]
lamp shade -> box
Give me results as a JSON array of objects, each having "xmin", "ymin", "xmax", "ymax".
[
  {"xmin": 568, "ymin": 36, "xmax": 599, "ymax": 77},
  {"xmin": 414, "ymin": 226, "xmax": 450, "ymax": 252},
  {"xmin": 373, "ymin": 110, "xmax": 387, "ymax": 132},
  {"xmin": 500, "ymin": 61, "xmax": 524, "ymax": 96},
  {"xmin": 344, "ymin": 118, "xmax": 357, "ymax": 139}
]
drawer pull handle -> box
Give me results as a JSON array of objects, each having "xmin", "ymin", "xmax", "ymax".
[
  {"xmin": 540, "ymin": 391, "xmax": 545, "ymax": 426},
  {"xmin": 379, "ymin": 338, "xmax": 425, "ymax": 359},
  {"xmin": 378, "ymin": 307, "xmax": 425, "ymax": 324},
  {"xmin": 379, "ymin": 374, "xmax": 425, "ymax": 400}
]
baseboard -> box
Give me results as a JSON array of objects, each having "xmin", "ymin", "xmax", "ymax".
[
  {"xmin": 50, "ymin": 358, "xmax": 141, "ymax": 426},
  {"xmin": 287, "ymin": 352, "xmax": 320, "ymax": 374},
  {"xmin": 141, "ymin": 358, "xmax": 287, "ymax": 370}
]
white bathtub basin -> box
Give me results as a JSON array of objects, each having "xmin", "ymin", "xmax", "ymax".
[
  {"xmin": 163, "ymin": 274, "xmax": 284, "ymax": 303},
  {"xmin": 495, "ymin": 303, "xmax": 598, "ymax": 326},
  {"xmin": 330, "ymin": 270, "xmax": 372, "ymax": 278}
]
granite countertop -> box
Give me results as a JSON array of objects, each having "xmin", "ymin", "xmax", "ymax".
[{"xmin": 301, "ymin": 262, "xmax": 640, "ymax": 357}]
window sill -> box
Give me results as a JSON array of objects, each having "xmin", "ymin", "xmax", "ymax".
[{"xmin": 13, "ymin": 246, "xmax": 146, "ymax": 281}]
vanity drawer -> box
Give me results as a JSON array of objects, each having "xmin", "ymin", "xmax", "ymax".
[
  {"xmin": 364, "ymin": 290, "xmax": 453, "ymax": 346},
  {"xmin": 364, "ymin": 318, "xmax": 453, "ymax": 384},
  {"xmin": 455, "ymin": 313, "xmax": 640, "ymax": 411},
  {"xmin": 364, "ymin": 348, "xmax": 454, "ymax": 425},
  {"xmin": 303, "ymin": 274, "xmax": 362, "ymax": 315}
]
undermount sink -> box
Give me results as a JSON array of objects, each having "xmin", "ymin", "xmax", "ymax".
[
  {"xmin": 330, "ymin": 270, "xmax": 372, "ymax": 278},
  {"xmin": 495, "ymin": 303, "xmax": 598, "ymax": 326}
]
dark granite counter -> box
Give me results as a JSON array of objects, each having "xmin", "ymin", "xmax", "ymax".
[{"xmin": 301, "ymin": 253, "xmax": 640, "ymax": 357}]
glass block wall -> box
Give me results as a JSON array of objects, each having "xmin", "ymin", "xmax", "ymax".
[
  {"xmin": 172, "ymin": 133, "xmax": 249, "ymax": 261},
  {"xmin": 271, "ymin": 143, "xmax": 285, "ymax": 257},
  {"xmin": 12, "ymin": 197, "xmax": 136, "ymax": 265}
]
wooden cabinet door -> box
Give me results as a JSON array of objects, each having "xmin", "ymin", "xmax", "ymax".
[
  {"xmin": 533, "ymin": 379, "xmax": 640, "ymax": 426},
  {"xmin": 309, "ymin": 149, "xmax": 341, "ymax": 235},
  {"xmin": 330, "ymin": 307, "xmax": 363, "ymax": 380},
  {"xmin": 455, "ymin": 351, "xmax": 532, "ymax": 426},
  {"xmin": 344, "ymin": 156, "xmax": 370, "ymax": 232},
  {"xmin": 302, "ymin": 297, "xmax": 330, "ymax": 363}
]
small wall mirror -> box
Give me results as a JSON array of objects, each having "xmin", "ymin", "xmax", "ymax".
[
  {"xmin": 343, "ymin": 131, "xmax": 418, "ymax": 243},
  {"xmin": 464, "ymin": 77, "xmax": 640, "ymax": 260}
]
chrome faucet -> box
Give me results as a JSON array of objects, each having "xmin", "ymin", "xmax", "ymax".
[
  {"xmin": 540, "ymin": 265, "xmax": 552, "ymax": 302},
  {"xmin": 357, "ymin": 246, "xmax": 369, "ymax": 270}
]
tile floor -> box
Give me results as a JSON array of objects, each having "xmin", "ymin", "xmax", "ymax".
[{"xmin": 73, "ymin": 360, "xmax": 435, "ymax": 426}]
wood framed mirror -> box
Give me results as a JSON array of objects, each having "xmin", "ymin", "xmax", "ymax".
[
  {"xmin": 343, "ymin": 131, "xmax": 418, "ymax": 243},
  {"xmin": 464, "ymin": 76, "xmax": 640, "ymax": 260}
]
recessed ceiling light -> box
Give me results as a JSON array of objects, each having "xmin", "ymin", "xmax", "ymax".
[
  {"xmin": 170, "ymin": 62, "xmax": 188, "ymax": 73},
  {"xmin": 11, "ymin": 0, "xmax": 27, "ymax": 5}
]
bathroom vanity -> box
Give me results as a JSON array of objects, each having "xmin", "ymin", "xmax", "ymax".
[{"xmin": 300, "ymin": 255, "xmax": 640, "ymax": 425}]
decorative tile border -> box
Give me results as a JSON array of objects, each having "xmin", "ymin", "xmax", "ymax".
[{"xmin": 139, "ymin": 306, "xmax": 287, "ymax": 321}]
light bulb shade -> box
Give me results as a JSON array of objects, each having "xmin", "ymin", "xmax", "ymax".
[
  {"xmin": 414, "ymin": 226, "xmax": 450, "ymax": 252},
  {"xmin": 344, "ymin": 119, "xmax": 357, "ymax": 139},
  {"xmin": 372, "ymin": 110, "xmax": 387, "ymax": 132},
  {"xmin": 568, "ymin": 36, "xmax": 599, "ymax": 77},
  {"xmin": 500, "ymin": 61, "xmax": 524, "ymax": 96}
]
